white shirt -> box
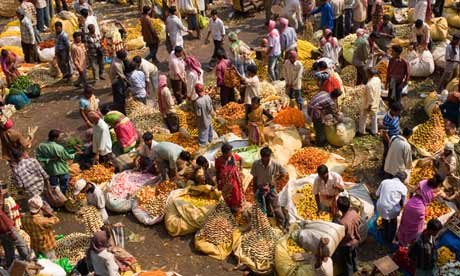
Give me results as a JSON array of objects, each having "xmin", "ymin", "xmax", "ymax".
[
  {"xmin": 90, "ymin": 250, "xmax": 120, "ymax": 276},
  {"xmin": 92, "ymin": 119, "xmax": 112, "ymax": 156},
  {"xmin": 384, "ymin": 135, "xmax": 412, "ymax": 176},
  {"xmin": 87, "ymin": 184, "xmax": 109, "ymax": 222},
  {"xmin": 84, "ymin": 15, "xmax": 101, "ymax": 37},
  {"xmin": 376, "ymin": 178, "xmax": 407, "ymax": 219},
  {"xmin": 139, "ymin": 58, "xmax": 158, "ymax": 82},
  {"xmin": 362, "ymin": 76, "xmax": 381, "ymax": 113},
  {"xmin": 445, "ymin": 44, "xmax": 460, "ymax": 73},
  {"xmin": 139, "ymin": 140, "xmax": 159, "ymax": 160},
  {"xmin": 284, "ymin": 60, "xmax": 303, "ymax": 90},
  {"xmin": 166, "ymin": 15, "xmax": 187, "ymax": 48},
  {"xmin": 243, "ymin": 75, "xmax": 260, "ymax": 105},
  {"xmin": 208, "ymin": 18, "xmax": 225, "ymax": 41},
  {"xmin": 186, "ymin": 69, "xmax": 203, "ymax": 101}
]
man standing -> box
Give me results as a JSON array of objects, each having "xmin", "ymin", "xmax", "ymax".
[
  {"xmin": 194, "ymin": 83, "xmax": 215, "ymax": 147},
  {"xmin": 19, "ymin": 0, "xmax": 38, "ymax": 31},
  {"xmin": 35, "ymin": 0, "xmax": 49, "ymax": 32},
  {"xmin": 140, "ymin": 6, "xmax": 160, "ymax": 64},
  {"xmin": 71, "ymin": 32, "xmax": 87, "ymax": 88},
  {"xmin": 168, "ymin": 46, "xmax": 187, "ymax": 103},
  {"xmin": 0, "ymin": 208, "xmax": 30, "ymax": 268},
  {"xmin": 307, "ymin": 90, "xmax": 342, "ymax": 146},
  {"xmin": 313, "ymin": 164, "xmax": 344, "ymax": 216},
  {"xmin": 22, "ymin": 196, "xmax": 59, "ymax": 259},
  {"xmin": 166, "ymin": 6, "xmax": 188, "ymax": 49},
  {"xmin": 36, "ymin": 129, "xmax": 75, "ymax": 195},
  {"xmin": 336, "ymin": 196, "xmax": 361, "ymax": 276},
  {"xmin": 133, "ymin": 56, "xmax": 158, "ymax": 104},
  {"xmin": 309, "ymin": 0, "xmax": 334, "ymax": 31},
  {"xmin": 11, "ymin": 147, "xmax": 48, "ymax": 199},
  {"xmin": 73, "ymin": 179, "xmax": 109, "ymax": 223},
  {"xmin": 279, "ymin": 18, "xmax": 298, "ymax": 59},
  {"xmin": 266, "ymin": 20, "xmax": 282, "ymax": 81},
  {"xmin": 251, "ymin": 147, "xmax": 288, "ymax": 229},
  {"xmin": 381, "ymin": 102, "xmax": 402, "ymax": 172},
  {"xmin": 284, "ymin": 51, "xmax": 304, "ymax": 110},
  {"xmin": 386, "ymin": 45, "xmax": 410, "ymax": 104},
  {"xmin": 358, "ymin": 68, "xmax": 381, "ymax": 136},
  {"xmin": 17, "ymin": 8, "xmax": 38, "ymax": 64},
  {"xmin": 409, "ymin": 219, "xmax": 442, "ymax": 276},
  {"xmin": 376, "ymin": 172, "xmax": 408, "ymax": 245},
  {"xmin": 330, "ymin": 0, "xmax": 344, "ymax": 38},
  {"xmin": 352, "ymin": 31, "xmax": 379, "ymax": 85},
  {"xmin": 438, "ymin": 35, "xmax": 460, "ymax": 92},
  {"xmin": 87, "ymin": 112, "xmax": 112, "ymax": 164},
  {"xmin": 343, "ymin": 0, "xmax": 354, "ymax": 35},
  {"xmin": 384, "ymin": 127, "xmax": 412, "ymax": 178},
  {"xmin": 86, "ymin": 24, "xmax": 105, "ymax": 81},
  {"xmin": 205, "ymin": 10, "xmax": 225, "ymax": 66},
  {"xmin": 80, "ymin": 8, "xmax": 100, "ymax": 37},
  {"xmin": 54, "ymin": 22, "xmax": 72, "ymax": 81},
  {"xmin": 110, "ymin": 50, "xmax": 128, "ymax": 114}
]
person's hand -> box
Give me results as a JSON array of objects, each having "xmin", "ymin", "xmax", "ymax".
[
  {"xmin": 291, "ymin": 253, "xmax": 305, "ymax": 262},
  {"xmin": 28, "ymin": 126, "xmax": 38, "ymax": 139}
]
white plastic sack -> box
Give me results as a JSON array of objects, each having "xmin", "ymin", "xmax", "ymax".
[
  {"xmin": 0, "ymin": 36, "xmax": 21, "ymax": 47},
  {"xmin": 38, "ymin": 47, "xmax": 55, "ymax": 62},
  {"xmin": 295, "ymin": 221, "xmax": 346, "ymax": 257},
  {"xmin": 432, "ymin": 40, "xmax": 449, "ymax": 69},
  {"xmin": 132, "ymin": 200, "xmax": 163, "ymax": 225},
  {"xmin": 407, "ymin": 50, "xmax": 435, "ymax": 77},
  {"xmin": 347, "ymin": 183, "xmax": 375, "ymax": 221},
  {"xmin": 37, "ymin": 259, "xmax": 66, "ymax": 276}
]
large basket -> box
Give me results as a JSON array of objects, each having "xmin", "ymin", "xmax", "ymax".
[{"xmin": 0, "ymin": 0, "xmax": 18, "ymax": 18}]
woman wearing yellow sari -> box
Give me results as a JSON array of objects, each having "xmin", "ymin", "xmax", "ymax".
[{"xmin": 247, "ymin": 96, "xmax": 273, "ymax": 146}]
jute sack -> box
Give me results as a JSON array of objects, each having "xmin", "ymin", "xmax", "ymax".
[
  {"xmin": 274, "ymin": 235, "xmax": 315, "ymax": 276},
  {"xmin": 0, "ymin": 0, "xmax": 18, "ymax": 18}
]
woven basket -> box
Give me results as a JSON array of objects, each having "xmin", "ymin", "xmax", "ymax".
[{"xmin": 0, "ymin": 0, "xmax": 19, "ymax": 18}]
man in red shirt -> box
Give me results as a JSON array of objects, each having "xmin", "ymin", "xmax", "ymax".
[
  {"xmin": 385, "ymin": 44, "xmax": 410, "ymax": 104},
  {"xmin": 0, "ymin": 209, "xmax": 30, "ymax": 267}
]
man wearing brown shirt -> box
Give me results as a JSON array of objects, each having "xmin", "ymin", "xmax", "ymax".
[
  {"xmin": 336, "ymin": 196, "xmax": 361, "ymax": 276},
  {"xmin": 140, "ymin": 6, "xmax": 160, "ymax": 65},
  {"xmin": 385, "ymin": 45, "xmax": 410, "ymax": 104},
  {"xmin": 71, "ymin": 32, "xmax": 87, "ymax": 88}
]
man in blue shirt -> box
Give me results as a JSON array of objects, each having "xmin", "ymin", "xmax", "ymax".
[
  {"xmin": 309, "ymin": 0, "xmax": 335, "ymax": 31},
  {"xmin": 381, "ymin": 102, "xmax": 402, "ymax": 173}
]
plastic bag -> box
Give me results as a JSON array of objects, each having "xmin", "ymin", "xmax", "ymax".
[
  {"xmin": 54, "ymin": 258, "xmax": 72, "ymax": 273},
  {"xmin": 292, "ymin": 221, "xmax": 345, "ymax": 257},
  {"xmin": 198, "ymin": 15, "xmax": 209, "ymax": 29},
  {"xmin": 38, "ymin": 47, "xmax": 55, "ymax": 62},
  {"xmin": 37, "ymin": 259, "xmax": 66, "ymax": 276},
  {"xmin": 6, "ymin": 92, "xmax": 30, "ymax": 110},
  {"xmin": 325, "ymin": 117, "xmax": 356, "ymax": 147},
  {"xmin": 407, "ymin": 50, "xmax": 435, "ymax": 77}
]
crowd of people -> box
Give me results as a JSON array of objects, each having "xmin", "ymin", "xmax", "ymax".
[{"xmin": 0, "ymin": 0, "xmax": 460, "ymax": 274}]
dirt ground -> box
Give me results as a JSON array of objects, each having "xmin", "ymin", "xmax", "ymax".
[{"xmin": 0, "ymin": 1, "xmax": 437, "ymax": 275}]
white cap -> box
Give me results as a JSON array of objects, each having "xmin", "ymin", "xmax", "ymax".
[{"xmin": 73, "ymin": 179, "xmax": 87, "ymax": 196}]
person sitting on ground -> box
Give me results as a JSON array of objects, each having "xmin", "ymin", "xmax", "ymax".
[
  {"xmin": 101, "ymin": 106, "xmax": 139, "ymax": 154},
  {"xmin": 11, "ymin": 147, "xmax": 48, "ymax": 199},
  {"xmin": 376, "ymin": 171, "xmax": 408, "ymax": 245},
  {"xmin": 247, "ymin": 96, "xmax": 273, "ymax": 146},
  {"xmin": 135, "ymin": 131, "xmax": 158, "ymax": 169},
  {"xmin": 195, "ymin": 156, "xmax": 217, "ymax": 186},
  {"xmin": 73, "ymin": 179, "xmax": 109, "ymax": 223},
  {"xmin": 0, "ymin": 50, "xmax": 20, "ymax": 87},
  {"xmin": 336, "ymin": 196, "xmax": 361, "ymax": 276},
  {"xmin": 383, "ymin": 127, "xmax": 412, "ymax": 178},
  {"xmin": 313, "ymin": 164, "xmax": 344, "ymax": 217},
  {"xmin": 175, "ymin": 151, "xmax": 195, "ymax": 188},
  {"xmin": 22, "ymin": 196, "xmax": 59, "ymax": 260},
  {"xmin": 0, "ymin": 119, "xmax": 34, "ymax": 162},
  {"xmin": 153, "ymin": 141, "xmax": 186, "ymax": 179},
  {"xmin": 87, "ymin": 230, "xmax": 120, "ymax": 276},
  {"xmin": 158, "ymin": 74, "xmax": 179, "ymax": 133},
  {"xmin": 409, "ymin": 219, "xmax": 442, "ymax": 276},
  {"xmin": 36, "ymin": 129, "xmax": 75, "ymax": 194},
  {"xmin": 320, "ymin": 29, "xmax": 340, "ymax": 66}
]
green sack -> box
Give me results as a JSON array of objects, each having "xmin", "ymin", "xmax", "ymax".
[
  {"xmin": 54, "ymin": 258, "xmax": 73, "ymax": 273},
  {"xmin": 199, "ymin": 15, "xmax": 209, "ymax": 29},
  {"xmin": 26, "ymin": 83, "xmax": 41, "ymax": 98}
]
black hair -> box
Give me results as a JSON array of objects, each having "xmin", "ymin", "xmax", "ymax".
[
  {"xmin": 260, "ymin": 147, "xmax": 272, "ymax": 157},
  {"xmin": 221, "ymin": 143, "xmax": 233, "ymax": 154},
  {"xmin": 383, "ymin": 14, "xmax": 391, "ymax": 21},
  {"xmin": 143, "ymin": 5, "xmax": 151, "ymax": 14},
  {"xmin": 54, "ymin": 21, "xmax": 63, "ymax": 28},
  {"xmin": 426, "ymin": 218, "xmax": 442, "ymax": 232},
  {"xmin": 126, "ymin": 62, "xmax": 138, "ymax": 74},
  {"xmin": 73, "ymin": 32, "xmax": 82, "ymax": 39},
  {"xmin": 80, "ymin": 8, "xmax": 89, "ymax": 18},
  {"xmin": 174, "ymin": 46, "xmax": 183, "ymax": 53},
  {"xmin": 337, "ymin": 196, "xmax": 350, "ymax": 213},
  {"xmin": 252, "ymin": 96, "xmax": 261, "ymax": 105},
  {"xmin": 169, "ymin": 6, "xmax": 176, "ymax": 14},
  {"xmin": 395, "ymin": 171, "xmax": 407, "ymax": 182},
  {"xmin": 367, "ymin": 67, "xmax": 378, "ymax": 76},
  {"xmin": 10, "ymin": 147, "xmax": 24, "ymax": 162},
  {"xmin": 392, "ymin": 45, "xmax": 403, "ymax": 54},
  {"xmin": 402, "ymin": 127, "xmax": 413, "ymax": 138},
  {"xmin": 317, "ymin": 164, "xmax": 328, "ymax": 175},
  {"xmin": 389, "ymin": 102, "xmax": 402, "ymax": 112},
  {"xmin": 100, "ymin": 104, "xmax": 113, "ymax": 116},
  {"xmin": 83, "ymin": 84, "xmax": 93, "ymax": 94},
  {"xmin": 330, "ymin": 89, "xmax": 342, "ymax": 99},
  {"xmin": 211, "ymin": 9, "xmax": 218, "ymax": 15},
  {"xmin": 415, "ymin": 19, "xmax": 423, "ymax": 28},
  {"xmin": 116, "ymin": 50, "xmax": 127, "ymax": 60},
  {"xmin": 48, "ymin": 129, "xmax": 61, "ymax": 141},
  {"xmin": 247, "ymin": 64, "xmax": 257, "ymax": 74},
  {"xmin": 216, "ymin": 49, "xmax": 226, "ymax": 60},
  {"xmin": 453, "ymin": 34, "xmax": 460, "ymax": 41},
  {"xmin": 179, "ymin": 151, "xmax": 192, "ymax": 162},
  {"xmin": 316, "ymin": 60, "xmax": 328, "ymax": 70},
  {"xmin": 142, "ymin": 131, "xmax": 153, "ymax": 141},
  {"xmin": 427, "ymin": 173, "xmax": 445, "ymax": 188},
  {"xmin": 133, "ymin": 56, "xmax": 142, "ymax": 64},
  {"xmin": 196, "ymin": 156, "xmax": 208, "ymax": 167}
]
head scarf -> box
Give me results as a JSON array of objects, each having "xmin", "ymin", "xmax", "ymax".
[
  {"xmin": 28, "ymin": 196, "xmax": 43, "ymax": 213},
  {"xmin": 267, "ymin": 20, "xmax": 279, "ymax": 38},
  {"xmin": 279, "ymin": 17, "xmax": 289, "ymax": 30},
  {"xmin": 445, "ymin": 143, "xmax": 455, "ymax": 152},
  {"xmin": 195, "ymin": 83, "xmax": 204, "ymax": 93},
  {"xmin": 288, "ymin": 50, "xmax": 297, "ymax": 59},
  {"xmin": 320, "ymin": 29, "xmax": 338, "ymax": 48},
  {"xmin": 184, "ymin": 56, "xmax": 202, "ymax": 77},
  {"xmin": 158, "ymin": 75, "xmax": 168, "ymax": 115},
  {"xmin": 356, "ymin": 28, "xmax": 366, "ymax": 38},
  {"xmin": 228, "ymin": 32, "xmax": 238, "ymax": 41},
  {"xmin": 90, "ymin": 231, "xmax": 110, "ymax": 253}
]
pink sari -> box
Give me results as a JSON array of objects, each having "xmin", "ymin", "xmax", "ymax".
[
  {"xmin": 398, "ymin": 180, "xmax": 434, "ymax": 246},
  {"xmin": 114, "ymin": 118, "xmax": 138, "ymax": 152}
]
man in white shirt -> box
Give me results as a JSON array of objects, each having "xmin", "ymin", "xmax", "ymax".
[
  {"xmin": 376, "ymin": 171, "xmax": 408, "ymax": 245},
  {"xmin": 205, "ymin": 10, "xmax": 225, "ymax": 65},
  {"xmin": 384, "ymin": 127, "xmax": 413, "ymax": 178},
  {"xmin": 168, "ymin": 46, "xmax": 187, "ymax": 103},
  {"xmin": 135, "ymin": 131, "xmax": 159, "ymax": 169},
  {"xmin": 313, "ymin": 164, "xmax": 345, "ymax": 216},
  {"xmin": 411, "ymin": 19, "xmax": 431, "ymax": 50},
  {"xmin": 283, "ymin": 51, "xmax": 304, "ymax": 110},
  {"xmin": 73, "ymin": 179, "xmax": 109, "ymax": 223},
  {"xmin": 88, "ymin": 111, "xmax": 112, "ymax": 164},
  {"xmin": 133, "ymin": 56, "xmax": 158, "ymax": 104},
  {"xmin": 438, "ymin": 35, "xmax": 460, "ymax": 92},
  {"xmin": 81, "ymin": 8, "xmax": 100, "ymax": 37},
  {"xmin": 358, "ymin": 68, "xmax": 381, "ymax": 136},
  {"xmin": 166, "ymin": 6, "xmax": 188, "ymax": 49}
]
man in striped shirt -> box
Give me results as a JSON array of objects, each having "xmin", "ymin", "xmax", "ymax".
[
  {"xmin": 381, "ymin": 102, "xmax": 402, "ymax": 172},
  {"xmin": 307, "ymin": 89, "xmax": 342, "ymax": 146}
]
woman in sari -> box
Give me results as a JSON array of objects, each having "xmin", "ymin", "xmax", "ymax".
[
  {"xmin": 1, "ymin": 50, "xmax": 20, "ymax": 87},
  {"xmin": 247, "ymin": 96, "xmax": 273, "ymax": 146},
  {"xmin": 102, "ymin": 107, "xmax": 139, "ymax": 154},
  {"xmin": 398, "ymin": 174, "xmax": 448, "ymax": 246},
  {"xmin": 228, "ymin": 32, "xmax": 253, "ymax": 77},
  {"xmin": 215, "ymin": 143, "xmax": 243, "ymax": 212},
  {"xmin": 80, "ymin": 85, "xmax": 102, "ymax": 128}
]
